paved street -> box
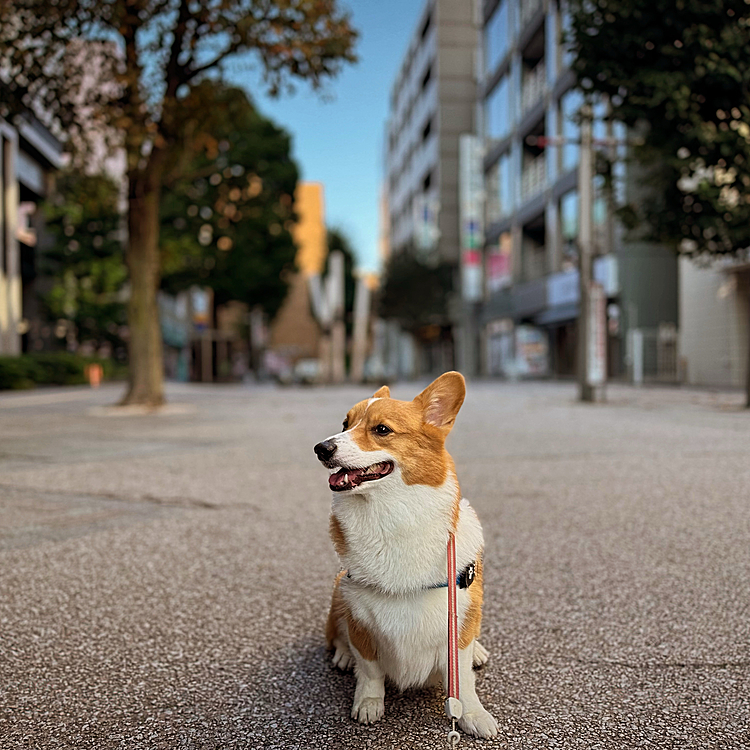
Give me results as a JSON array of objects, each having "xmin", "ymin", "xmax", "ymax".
[{"xmin": 1, "ymin": 380, "xmax": 749, "ymax": 749}]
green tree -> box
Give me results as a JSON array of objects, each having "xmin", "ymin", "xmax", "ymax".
[
  {"xmin": 160, "ymin": 83, "xmax": 298, "ymax": 321},
  {"xmin": 378, "ymin": 251, "xmax": 454, "ymax": 332},
  {"xmin": 41, "ymin": 172, "xmax": 128, "ymax": 356},
  {"xmin": 568, "ymin": 0, "xmax": 750, "ymax": 405},
  {"xmin": 0, "ymin": 0, "xmax": 357, "ymax": 406}
]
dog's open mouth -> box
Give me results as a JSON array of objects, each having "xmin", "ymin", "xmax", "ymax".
[{"xmin": 329, "ymin": 461, "xmax": 394, "ymax": 492}]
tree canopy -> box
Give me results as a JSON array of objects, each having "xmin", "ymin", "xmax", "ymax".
[
  {"xmin": 0, "ymin": 0, "xmax": 358, "ymax": 405},
  {"xmin": 41, "ymin": 172, "xmax": 127, "ymax": 356},
  {"xmin": 568, "ymin": 0, "xmax": 750, "ymax": 257},
  {"xmin": 160, "ymin": 83, "xmax": 298, "ymax": 320},
  {"xmin": 377, "ymin": 251, "xmax": 454, "ymax": 332}
]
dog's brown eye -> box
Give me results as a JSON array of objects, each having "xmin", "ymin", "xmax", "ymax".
[
  {"xmin": 342, "ymin": 419, "xmax": 349, "ymax": 430},
  {"xmin": 373, "ymin": 424, "xmax": 392, "ymax": 436}
]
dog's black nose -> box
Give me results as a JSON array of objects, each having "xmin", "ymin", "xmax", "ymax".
[{"xmin": 314, "ymin": 440, "xmax": 337, "ymax": 462}]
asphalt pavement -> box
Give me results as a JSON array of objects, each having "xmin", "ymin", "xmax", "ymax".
[{"xmin": 1, "ymin": 380, "xmax": 749, "ymax": 749}]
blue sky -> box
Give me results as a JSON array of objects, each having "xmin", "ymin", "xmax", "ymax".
[{"xmin": 229, "ymin": 0, "xmax": 423, "ymax": 273}]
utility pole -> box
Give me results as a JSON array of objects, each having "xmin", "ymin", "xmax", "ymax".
[
  {"xmin": 578, "ymin": 105, "xmax": 607, "ymax": 402},
  {"xmin": 578, "ymin": 105, "xmax": 596, "ymax": 402},
  {"xmin": 527, "ymin": 105, "xmax": 617, "ymax": 403}
]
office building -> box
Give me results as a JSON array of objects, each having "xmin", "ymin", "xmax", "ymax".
[
  {"xmin": 384, "ymin": 0, "xmax": 478, "ymax": 373},
  {"xmin": 478, "ymin": 0, "xmax": 678, "ymax": 379}
]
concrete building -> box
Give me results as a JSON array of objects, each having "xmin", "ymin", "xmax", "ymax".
[
  {"xmin": 0, "ymin": 115, "xmax": 64, "ymax": 355},
  {"xmin": 268, "ymin": 182, "xmax": 327, "ymax": 374},
  {"xmin": 679, "ymin": 257, "xmax": 749, "ymax": 390},
  {"xmin": 384, "ymin": 0, "xmax": 478, "ymax": 374},
  {"xmin": 478, "ymin": 0, "xmax": 678, "ymax": 380}
]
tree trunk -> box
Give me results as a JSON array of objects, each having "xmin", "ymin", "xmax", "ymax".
[
  {"xmin": 121, "ymin": 167, "xmax": 165, "ymax": 406},
  {"xmin": 746, "ymin": 297, "xmax": 750, "ymax": 409}
]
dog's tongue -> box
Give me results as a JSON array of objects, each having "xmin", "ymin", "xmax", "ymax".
[
  {"xmin": 329, "ymin": 467, "xmax": 366, "ymax": 490},
  {"xmin": 328, "ymin": 462, "xmax": 392, "ymax": 491}
]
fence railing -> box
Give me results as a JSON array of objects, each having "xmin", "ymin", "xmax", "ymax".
[
  {"xmin": 521, "ymin": 154, "xmax": 546, "ymax": 201},
  {"xmin": 521, "ymin": 63, "xmax": 546, "ymax": 114},
  {"xmin": 627, "ymin": 324, "xmax": 680, "ymax": 385}
]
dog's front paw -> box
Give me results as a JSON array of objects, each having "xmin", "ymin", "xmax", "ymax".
[
  {"xmin": 332, "ymin": 643, "xmax": 353, "ymax": 671},
  {"xmin": 351, "ymin": 696, "xmax": 384, "ymax": 724},
  {"xmin": 459, "ymin": 707, "xmax": 499, "ymax": 738},
  {"xmin": 473, "ymin": 640, "xmax": 490, "ymax": 668}
]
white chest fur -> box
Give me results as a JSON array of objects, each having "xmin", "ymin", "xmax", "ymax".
[{"xmin": 332, "ymin": 476, "xmax": 485, "ymax": 690}]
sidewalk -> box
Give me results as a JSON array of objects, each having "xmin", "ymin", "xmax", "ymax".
[{"xmin": 1, "ymin": 380, "xmax": 748, "ymax": 748}]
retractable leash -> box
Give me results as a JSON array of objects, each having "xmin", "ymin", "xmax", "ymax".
[{"xmin": 445, "ymin": 532, "xmax": 462, "ymax": 747}]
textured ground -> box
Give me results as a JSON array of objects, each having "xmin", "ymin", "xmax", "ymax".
[{"xmin": 0, "ymin": 380, "xmax": 748, "ymax": 749}]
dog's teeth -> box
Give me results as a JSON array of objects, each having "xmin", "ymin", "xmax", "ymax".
[{"xmin": 344, "ymin": 474, "xmax": 349, "ymax": 484}]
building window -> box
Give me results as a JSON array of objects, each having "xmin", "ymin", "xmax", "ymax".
[
  {"xmin": 486, "ymin": 75, "xmax": 511, "ymax": 142},
  {"xmin": 560, "ymin": 189, "xmax": 579, "ymax": 270},
  {"xmin": 422, "ymin": 170, "xmax": 432, "ymax": 192},
  {"xmin": 560, "ymin": 87, "xmax": 584, "ymax": 173},
  {"xmin": 422, "ymin": 117, "xmax": 432, "ymax": 143},
  {"xmin": 485, "ymin": 0, "xmax": 509, "ymax": 75},
  {"xmin": 421, "ymin": 11, "xmax": 432, "ymax": 40},
  {"xmin": 421, "ymin": 64, "xmax": 432, "ymax": 91},
  {"xmin": 486, "ymin": 152, "xmax": 512, "ymax": 224}
]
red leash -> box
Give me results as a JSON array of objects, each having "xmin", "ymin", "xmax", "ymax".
[{"xmin": 445, "ymin": 533, "xmax": 462, "ymax": 745}]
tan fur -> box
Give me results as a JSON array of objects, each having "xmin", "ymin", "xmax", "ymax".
[
  {"xmin": 326, "ymin": 570, "xmax": 379, "ymax": 661},
  {"xmin": 347, "ymin": 612, "xmax": 378, "ymax": 661},
  {"xmin": 326, "ymin": 570, "xmax": 348, "ymax": 648},
  {"xmin": 458, "ymin": 554, "xmax": 483, "ymax": 649},
  {"xmin": 345, "ymin": 395, "xmax": 463, "ymax": 488},
  {"xmin": 329, "ymin": 514, "xmax": 348, "ymax": 557}
]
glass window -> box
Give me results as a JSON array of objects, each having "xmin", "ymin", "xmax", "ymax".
[
  {"xmin": 560, "ymin": 88, "xmax": 583, "ymax": 173},
  {"xmin": 486, "ymin": 76, "xmax": 511, "ymax": 142},
  {"xmin": 484, "ymin": 1, "xmax": 508, "ymax": 75},
  {"xmin": 498, "ymin": 153, "xmax": 512, "ymax": 218},
  {"xmin": 560, "ymin": 190, "xmax": 578, "ymax": 241},
  {"xmin": 485, "ymin": 152, "xmax": 512, "ymax": 224},
  {"xmin": 560, "ymin": 190, "xmax": 579, "ymax": 269}
]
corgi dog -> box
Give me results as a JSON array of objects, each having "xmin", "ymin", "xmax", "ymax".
[{"xmin": 314, "ymin": 372, "xmax": 498, "ymax": 739}]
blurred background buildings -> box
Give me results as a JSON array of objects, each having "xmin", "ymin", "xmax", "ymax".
[
  {"xmin": 0, "ymin": 0, "xmax": 748, "ymax": 395},
  {"xmin": 380, "ymin": 0, "xmax": 749, "ymax": 392}
]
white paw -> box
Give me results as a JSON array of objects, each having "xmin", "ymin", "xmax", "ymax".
[
  {"xmin": 459, "ymin": 707, "xmax": 499, "ymax": 739},
  {"xmin": 332, "ymin": 644, "xmax": 353, "ymax": 671},
  {"xmin": 351, "ymin": 696, "xmax": 385, "ymax": 724},
  {"xmin": 473, "ymin": 640, "xmax": 490, "ymax": 668}
]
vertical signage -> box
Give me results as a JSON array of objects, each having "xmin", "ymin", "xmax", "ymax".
[
  {"xmin": 459, "ymin": 134, "xmax": 485, "ymax": 302},
  {"xmin": 413, "ymin": 195, "xmax": 440, "ymax": 254}
]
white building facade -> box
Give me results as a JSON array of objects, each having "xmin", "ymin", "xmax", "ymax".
[{"xmin": 383, "ymin": 0, "xmax": 479, "ymax": 376}]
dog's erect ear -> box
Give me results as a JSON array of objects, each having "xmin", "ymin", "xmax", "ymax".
[
  {"xmin": 372, "ymin": 385, "xmax": 390, "ymax": 399},
  {"xmin": 413, "ymin": 371, "xmax": 465, "ymax": 434}
]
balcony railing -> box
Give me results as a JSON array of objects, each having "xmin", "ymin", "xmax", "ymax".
[
  {"xmin": 521, "ymin": 63, "xmax": 546, "ymax": 114},
  {"xmin": 521, "ymin": 154, "xmax": 546, "ymax": 202}
]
